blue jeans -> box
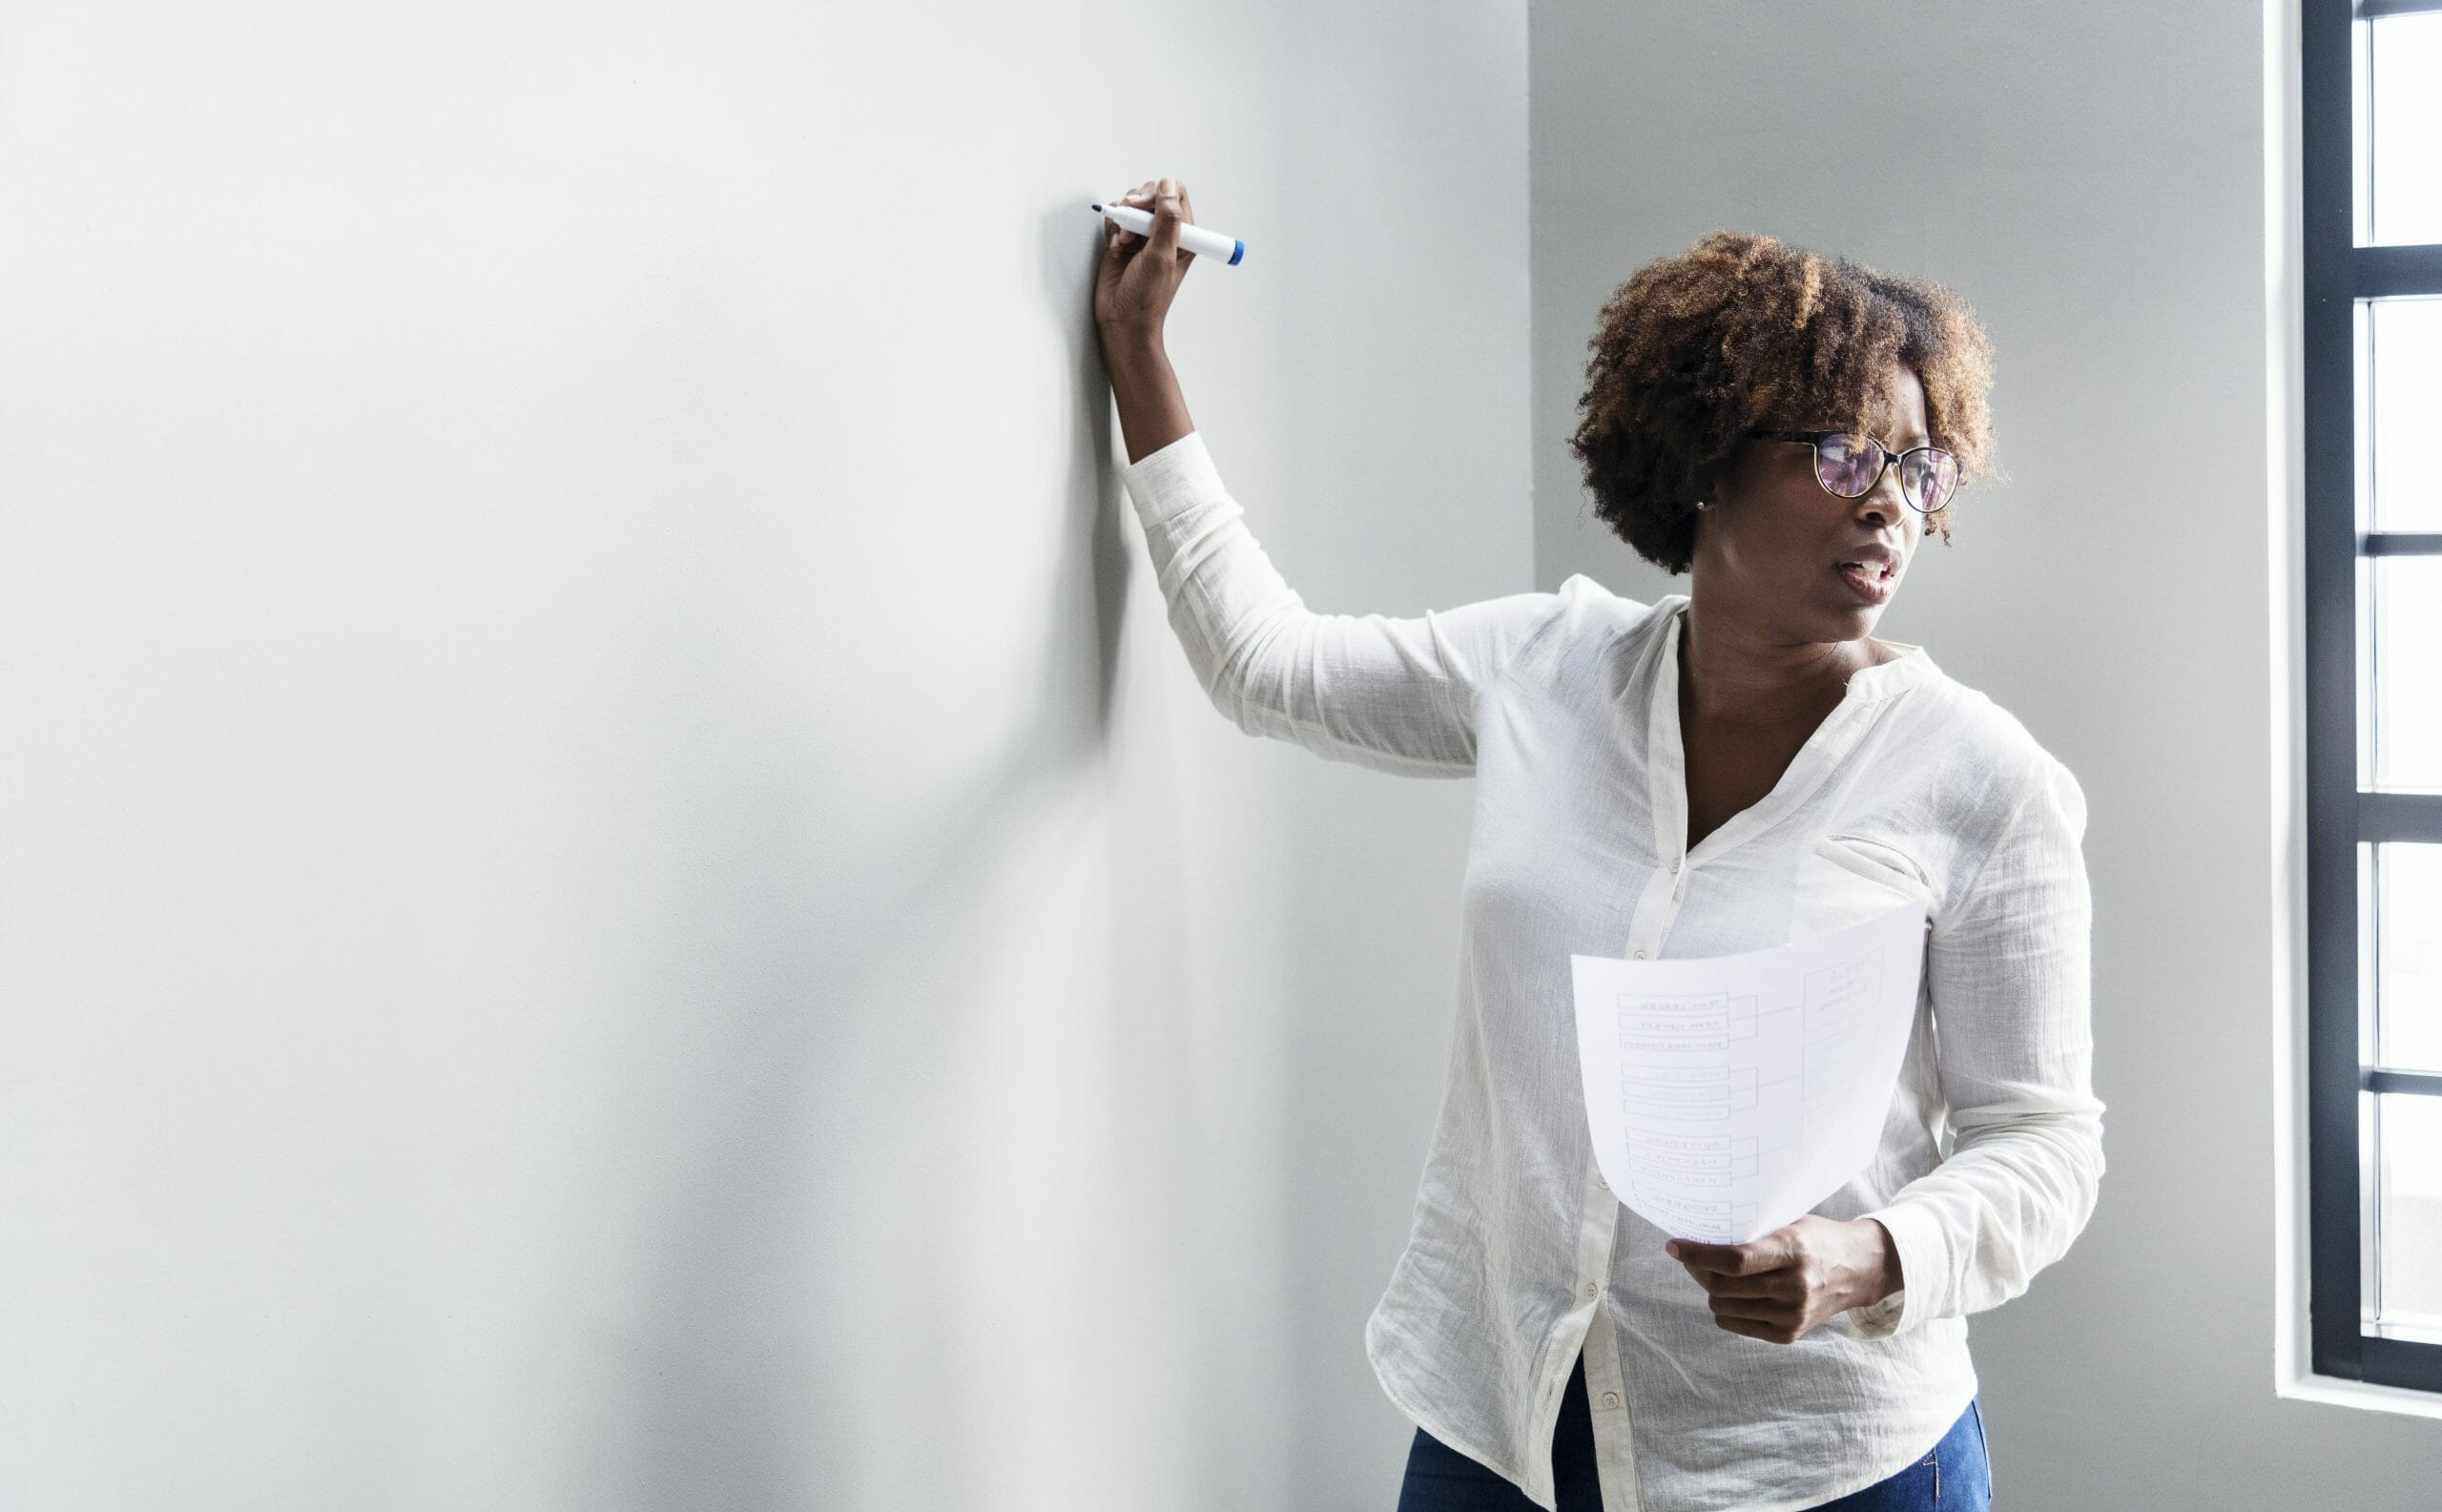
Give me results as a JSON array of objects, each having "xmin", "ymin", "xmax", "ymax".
[{"xmin": 1395, "ymin": 1348, "xmax": 1990, "ymax": 1510}]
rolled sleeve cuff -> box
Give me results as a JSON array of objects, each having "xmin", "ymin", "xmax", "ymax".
[
  {"xmin": 1846, "ymin": 1201, "xmax": 1946, "ymax": 1340},
  {"xmin": 1118, "ymin": 430, "xmax": 1223, "ymax": 527}
]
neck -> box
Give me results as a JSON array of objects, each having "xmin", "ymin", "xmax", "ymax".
[{"xmin": 1676, "ymin": 597, "xmax": 1876, "ymax": 727}]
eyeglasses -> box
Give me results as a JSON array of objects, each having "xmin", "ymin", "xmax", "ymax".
[{"xmin": 1744, "ymin": 430, "xmax": 1960, "ymax": 515}]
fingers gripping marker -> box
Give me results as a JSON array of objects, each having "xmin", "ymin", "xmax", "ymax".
[{"xmin": 1086, "ymin": 197, "xmax": 1246, "ymax": 267}]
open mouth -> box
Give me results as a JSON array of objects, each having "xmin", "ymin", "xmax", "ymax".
[{"xmin": 1836, "ymin": 560, "xmax": 1894, "ymax": 604}]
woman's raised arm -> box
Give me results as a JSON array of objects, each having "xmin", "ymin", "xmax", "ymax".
[
  {"xmin": 1095, "ymin": 177, "xmax": 1197, "ymax": 464},
  {"xmin": 1119, "ymin": 430, "xmax": 1557, "ymax": 777},
  {"xmin": 1096, "ymin": 176, "xmax": 1558, "ymax": 777}
]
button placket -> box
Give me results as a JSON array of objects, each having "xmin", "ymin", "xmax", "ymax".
[
  {"xmin": 1623, "ymin": 850, "xmax": 1691, "ymax": 961},
  {"xmin": 1578, "ymin": 1252, "xmax": 1649, "ymax": 1512},
  {"xmin": 1572, "ymin": 1153, "xmax": 1616, "ymax": 1336},
  {"xmin": 1581, "ymin": 862, "xmax": 1685, "ymax": 1512}
]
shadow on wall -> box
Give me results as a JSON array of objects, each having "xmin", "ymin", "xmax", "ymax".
[{"xmin": 580, "ymin": 210, "xmax": 1135, "ymax": 1504}]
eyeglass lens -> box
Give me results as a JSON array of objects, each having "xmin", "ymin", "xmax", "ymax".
[{"xmin": 1814, "ymin": 433, "xmax": 1958, "ymax": 513}]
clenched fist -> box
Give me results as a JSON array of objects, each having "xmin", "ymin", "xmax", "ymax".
[
  {"xmin": 1094, "ymin": 176, "xmax": 1199, "ymax": 347},
  {"xmin": 1666, "ymin": 1215, "xmax": 1903, "ymax": 1345}
]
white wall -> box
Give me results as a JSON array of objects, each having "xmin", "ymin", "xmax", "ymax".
[
  {"xmin": 1530, "ymin": 0, "xmax": 2442, "ymax": 1504},
  {"xmin": 11, "ymin": 3, "xmax": 2432, "ymax": 1507},
  {"xmin": 0, "ymin": 4, "xmax": 1528, "ymax": 1507}
]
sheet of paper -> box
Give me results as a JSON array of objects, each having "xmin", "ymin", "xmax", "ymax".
[{"xmin": 1569, "ymin": 899, "xmax": 1929, "ymax": 1245}]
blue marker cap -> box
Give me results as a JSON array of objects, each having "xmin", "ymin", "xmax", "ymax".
[{"xmin": 1230, "ymin": 239, "xmax": 1244, "ymax": 265}]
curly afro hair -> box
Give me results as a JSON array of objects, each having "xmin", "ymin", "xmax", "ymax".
[{"xmin": 1568, "ymin": 231, "xmax": 2001, "ymax": 575}]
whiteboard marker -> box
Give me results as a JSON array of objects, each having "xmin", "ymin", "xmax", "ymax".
[{"xmin": 1091, "ymin": 202, "xmax": 1246, "ymax": 266}]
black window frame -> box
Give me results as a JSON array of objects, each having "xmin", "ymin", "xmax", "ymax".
[{"xmin": 2305, "ymin": 0, "xmax": 2442, "ymax": 1393}]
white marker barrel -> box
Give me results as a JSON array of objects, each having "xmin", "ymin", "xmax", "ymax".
[{"xmin": 1091, "ymin": 202, "xmax": 1246, "ymax": 266}]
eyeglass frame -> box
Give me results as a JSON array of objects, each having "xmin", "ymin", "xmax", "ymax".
[{"xmin": 1741, "ymin": 429, "xmax": 1961, "ymax": 514}]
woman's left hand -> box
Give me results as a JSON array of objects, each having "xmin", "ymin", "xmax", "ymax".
[{"xmin": 1666, "ymin": 1215, "xmax": 1902, "ymax": 1345}]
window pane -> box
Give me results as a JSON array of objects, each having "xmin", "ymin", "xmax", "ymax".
[
  {"xmin": 2372, "ymin": 556, "xmax": 2442, "ymax": 789},
  {"xmin": 2379, "ymin": 844, "xmax": 2442, "ymax": 1070},
  {"xmin": 2377, "ymin": 1093, "xmax": 2442, "ymax": 1329},
  {"xmin": 2370, "ymin": 13, "xmax": 2442, "ymax": 246},
  {"xmin": 2370, "ymin": 297, "xmax": 2442, "ymax": 533}
]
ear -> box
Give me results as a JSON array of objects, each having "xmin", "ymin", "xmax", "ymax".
[{"xmin": 1699, "ymin": 442, "xmax": 1745, "ymax": 504}]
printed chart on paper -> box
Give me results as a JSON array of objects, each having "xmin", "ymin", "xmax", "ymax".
[{"xmin": 1568, "ymin": 900, "xmax": 1929, "ymax": 1245}]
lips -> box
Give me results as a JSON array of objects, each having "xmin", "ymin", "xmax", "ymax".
[
  {"xmin": 1835, "ymin": 563, "xmax": 1893, "ymax": 604},
  {"xmin": 1835, "ymin": 552, "xmax": 1898, "ymax": 605}
]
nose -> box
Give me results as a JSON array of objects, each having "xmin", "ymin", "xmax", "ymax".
[{"xmin": 1855, "ymin": 466, "xmax": 1909, "ymax": 530}]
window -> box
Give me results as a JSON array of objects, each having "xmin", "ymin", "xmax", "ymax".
[{"xmin": 2305, "ymin": 0, "xmax": 2442, "ymax": 1393}]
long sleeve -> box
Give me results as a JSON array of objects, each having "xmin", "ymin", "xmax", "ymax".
[
  {"xmin": 1848, "ymin": 754, "xmax": 2106, "ymax": 1338},
  {"xmin": 1118, "ymin": 430, "xmax": 1559, "ymax": 777}
]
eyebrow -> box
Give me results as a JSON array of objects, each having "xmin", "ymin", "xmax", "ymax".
[
  {"xmin": 1862, "ymin": 427, "xmax": 1933, "ymax": 448},
  {"xmin": 1811, "ymin": 425, "xmax": 1935, "ymax": 447}
]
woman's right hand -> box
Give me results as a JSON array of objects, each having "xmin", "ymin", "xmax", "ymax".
[{"xmin": 1094, "ymin": 176, "xmax": 1198, "ymax": 349}]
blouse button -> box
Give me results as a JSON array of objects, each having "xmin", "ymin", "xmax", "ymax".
[
  {"xmin": 1601, "ymin": 1391, "xmax": 1623, "ymax": 1410},
  {"xmin": 1584, "ymin": 1281, "xmax": 1599, "ymax": 1299},
  {"xmin": 1632, "ymin": 949, "xmax": 1647, "ymax": 960}
]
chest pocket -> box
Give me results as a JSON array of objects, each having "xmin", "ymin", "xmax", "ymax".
[
  {"xmin": 1811, "ymin": 832, "xmax": 1935, "ymax": 907},
  {"xmin": 1788, "ymin": 831, "xmax": 1937, "ymax": 945}
]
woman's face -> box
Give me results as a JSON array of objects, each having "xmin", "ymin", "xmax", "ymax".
[{"xmin": 1692, "ymin": 362, "xmax": 1931, "ymax": 646}]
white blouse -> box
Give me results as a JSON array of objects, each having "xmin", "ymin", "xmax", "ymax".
[{"xmin": 1118, "ymin": 430, "xmax": 2104, "ymax": 1512}]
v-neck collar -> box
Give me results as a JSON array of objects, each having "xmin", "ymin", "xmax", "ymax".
[{"xmin": 1638, "ymin": 595, "xmax": 1939, "ymax": 867}]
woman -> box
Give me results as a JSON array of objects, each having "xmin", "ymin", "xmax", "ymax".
[{"xmin": 1093, "ymin": 177, "xmax": 2100, "ymax": 1512}]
